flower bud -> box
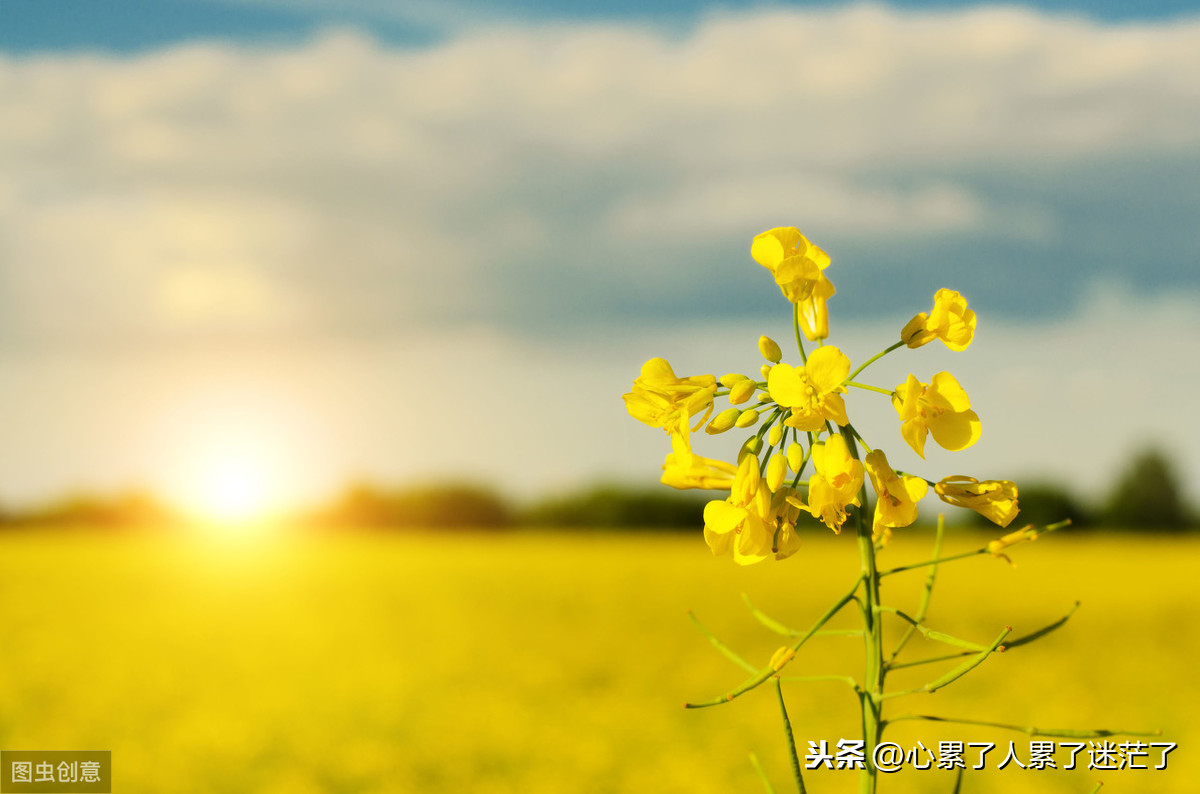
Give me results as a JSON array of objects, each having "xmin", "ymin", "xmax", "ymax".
[
  {"xmin": 740, "ymin": 436, "xmax": 762, "ymax": 456},
  {"xmin": 706, "ymin": 407, "xmax": 740, "ymax": 434},
  {"xmin": 767, "ymin": 424, "xmax": 783, "ymax": 447},
  {"xmin": 734, "ymin": 408, "xmax": 760, "ymax": 428},
  {"xmin": 769, "ymin": 646, "xmax": 795, "ymax": 671},
  {"xmin": 720, "ymin": 373, "xmax": 750, "ymax": 389},
  {"xmin": 729, "ymin": 379, "xmax": 757, "ymax": 405},
  {"xmin": 786, "ymin": 442, "xmax": 804, "ymax": 472},
  {"xmin": 758, "ymin": 335, "xmax": 783, "ymax": 363},
  {"xmin": 760, "ymin": 364, "xmax": 772, "ymax": 380},
  {"xmin": 766, "ymin": 453, "xmax": 787, "ymax": 491}
]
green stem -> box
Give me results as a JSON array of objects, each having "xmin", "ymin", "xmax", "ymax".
[
  {"xmin": 792, "ymin": 303, "xmax": 808, "ymax": 364},
  {"xmin": 778, "ymin": 674, "xmax": 860, "ymax": 689},
  {"xmin": 845, "ymin": 381, "xmax": 894, "ymax": 397},
  {"xmin": 923, "ymin": 626, "xmax": 1010, "ymax": 693},
  {"xmin": 887, "ymin": 516, "xmax": 944, "ymax": 666},
  {"xmin": 884, "ymin": 713, "xmax": 1162, "ymax": 739},
  {"xmin": 847, "ymin": 341, "xmax": 904, "ymax": 381},
  {"xmin": 879, "ymin": 548, "xmax": 987, "ymax": 577},
  {"xmin": 688, "ymin": 611, "xmax": 757, "ymax": 674},
  {"xmin": 843, "ymin": 422, "xmax": 873, "ymax": 454},
  {"xmin": 878, "ymin": 606, "xmax": 991, "ymax": 651},
  {"xmin": 844, "ymin": 433, "xmax": 882, "ymax": 794},
  {"xmin": 748, "ymin": 753, "xmax": 777, "ymax": 794},
  {"xmin": 684, "ymin": 575, "xmax": 863, "ymax": 709}
]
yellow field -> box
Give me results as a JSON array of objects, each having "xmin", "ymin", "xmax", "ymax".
[{"xmin": 0, "ymin": 527, "xmax": 1194, "ymax": 793}]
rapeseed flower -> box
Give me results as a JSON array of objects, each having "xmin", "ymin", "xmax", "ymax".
[
  {"xmin": 623, "ymin": 357, "xmax": 718, "ymax": 433},
  {"xmin": 901, "ymin": 289, "xmax": 976, "ymax": 351},
  {"xmin": 661, "ymin": 429, "xmax": 738, "ymax": 490},
  {"xmin": 623, "ymin": 224, "xmax": 1017, "ymax": 567},
  {"xmin": 750, "ymin": 227, "xmax": 836, "ymax": 340},
  {"xmin": 768, "ymin": 346, "xmax": 851, "ymax": 431},
  {"xmin": 703, "ymin": 455, "xmax": 774, "ymax": 564},
  {"xmin": 805, "ymin": 434, "xmax": 863, "ymax": 533},
  {"xmin": 935, "ymin": 476, "xmax": 1019, "ymax": 527},
  {"xmin": 865, "ymin": 449, "xmax": 928, "ymax": 541},
  {"xmin": 892, "ymin": 372, "xmax": 981, "ymax": 458}
]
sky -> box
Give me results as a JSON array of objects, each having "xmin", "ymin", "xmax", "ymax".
[{"xmin": 1, "ymin": 0, "xmax": 1198, "ymax": 517}]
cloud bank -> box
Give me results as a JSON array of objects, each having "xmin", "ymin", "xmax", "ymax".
[
  {"xmin": 2, "ymin": 4, "xmax": 1199, "ymax": 347},
  {"xmin": 0, "ymin": 5, "xmax": 1197, "ymax": 507}
]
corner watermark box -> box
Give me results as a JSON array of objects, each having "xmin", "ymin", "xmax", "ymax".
[{"xmin": 1, "ymin": 752, "xmax": 110, "ymax": 793}]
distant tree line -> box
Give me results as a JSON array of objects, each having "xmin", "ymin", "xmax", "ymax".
[
  {"xmin": 975, "ymin": 449, "xmax": 1195, "ymax": 531},
  {"xmin": 0, "ymin": 448, "xmax": 1194, "ymax": 532}
]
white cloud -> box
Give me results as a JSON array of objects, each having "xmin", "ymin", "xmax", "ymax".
[
  {"xmin": 0, "ymin": 6, "xmax": 1199, "ymax": 505},
  {"xmin": 2, "ymin": 8, "xmax": 1199, "ymax": 342},
  {"xmin": 606, "ymin": 176, "xmax": 1060, "ymax": 241}
]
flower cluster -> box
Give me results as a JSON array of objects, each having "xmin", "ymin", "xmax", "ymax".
[{"xmin": 623, "ymin": 226, "xmax": 1019, "ymax": 564}]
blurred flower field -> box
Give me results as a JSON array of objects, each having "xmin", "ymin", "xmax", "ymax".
[{"xmin": 0, "ymin": 527, "xmax": 1194, "ymax": 793}]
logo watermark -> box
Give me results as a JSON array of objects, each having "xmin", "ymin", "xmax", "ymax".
[{"xmin": 1, "ymin": 752, "xmax": 110, "ymax": 793}]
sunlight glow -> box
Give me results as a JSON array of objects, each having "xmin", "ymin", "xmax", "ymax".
[
  {"xmin": 171, "ymin": 443, "xmax": 285, "ymax": 534},
  {"xmin": 152, "ymin": 382, "xmax": 334, "ymax": 537},
  {"xmin": 186, "ymin": 453, "xmax": 278, "ymax": 526}
]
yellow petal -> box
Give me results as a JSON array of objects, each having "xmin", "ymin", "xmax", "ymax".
[
  {"xmin": 805, "ymin": 345, "xmax": 850, "ymax": 393},
  {"xmin": 767, "ymin": 363, "xmax": 805, "ymax": 407},
  {"xmin": 901, "ymin": 418, "xmax": 928, "ymax": 459},
  {"xmin": 820, "ymin": 392, "xmax": 849, "ymax": 427},
  {"xmin": 904, "ymin": 475, "xmax": 929, "ymax": 503},
  {"xmin": 751, "ymin": 227, "xmax": 802, "ymax": 270},
  {"xmin": 928, "ymin": 409, "xmax": 981, "ymax": 451},
  {"xmin": 703, "ymin": 500, "xmax": 746, "ymax": 534},
  {"xmin": 930, "ymin": 371, "xmax": 972, "ymax": 411},
  {"xmin": 892, "ymin": 374, "xmax": 923, "ymax": 422},
  {"xmin": 638, "ymin": 357, "xmax": 677, "ymax": 384}
]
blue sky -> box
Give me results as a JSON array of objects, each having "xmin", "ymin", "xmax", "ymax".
[
  {"xmin": 4, "ymin": 0, "xmax": 1200, "ymax": 56},
  {"xmin": 0, "ymin": 0, "xmax": 1198, "ymax": 515}
]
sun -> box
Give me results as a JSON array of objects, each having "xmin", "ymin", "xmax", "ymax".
[
  {"xmin": 154, "ymin": 384, "xmax": 330, "ymax": 536},
  {"xmin": 171, "ymin": 444, "xmax": 285, "ymax": 532},
  {"xmin": 190, "ymin": 456, "xmax": 276, "ymax": 524}
]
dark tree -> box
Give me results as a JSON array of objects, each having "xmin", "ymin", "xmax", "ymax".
[{"xmin": 1104, "ymin": 448, "xmax": 1192, "ymax": 530}]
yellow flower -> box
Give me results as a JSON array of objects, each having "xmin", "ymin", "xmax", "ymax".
[
  {"xmin": 661, "ymin": 428, "xmax": 737, "ymax": 490},
  {"xmin": 771, "ymin": 487, "xmax": 805, "ymax": 560},
  {"xmin": 865, "ymin": 449, "xmax": 928, "ymax": 541},
  {"xmin": 623, "ymin": 357, "xmax": 717, "ymax": 432},
  {"xmin": 935, "ymin": 476, "xmax": 1019, "ymax": 527},
  {"xmin": 901, "ymin": 289, "xmax": 976, "ymax": 351},
  {"xmin": 767, "ymin": 346, "xmax": 851, "ymax": 432},
  {"xmin": 891, "ymin": 372, "xmax": 981, "ymax": 458},
  {"xmin": 805, "ymin": 434, "xmax": 863, "ymax": 533},
  {"xmin": 750, "ymin": 227, "xmax": 836, "ymax": 340},
  {"xmin": 703, "ymin": 455, "xmax": 773, "ymax": 565}
]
